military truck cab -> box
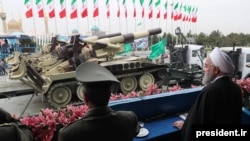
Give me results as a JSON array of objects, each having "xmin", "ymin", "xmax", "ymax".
[
  {"xmin": 220, "ymin": 46, "xmax": 250, "ymax": 79},
  {"xmin": 165, "ymin": 44, "xmax": 205, "ymax": 86},
  {"xmin": 173, "ymin": 44, "xmax": 205, "ymax": 68}
]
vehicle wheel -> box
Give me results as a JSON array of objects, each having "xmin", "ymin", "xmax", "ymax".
[
  {"xmin": 111, "ymin": 83, "xmax": 119, "ymax": 94},
  {"xmin": 139, "ymin": 73, "xmax": 155, "ymax": 90},
  {"xmin": 120, "ymin": 76, "xmax": 138, "ymax": 93},
  {"xmin": 76, "ymin": 84, "xmax": 84, "ymax": 102},
  {"xmin": 47, "ymin": 85, "xmax": 72, "ymax": 107}
]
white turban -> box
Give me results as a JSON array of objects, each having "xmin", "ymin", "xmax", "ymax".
[{"xmin": 209, "ymin": 47, "xmax": 235, "ymax": 75}]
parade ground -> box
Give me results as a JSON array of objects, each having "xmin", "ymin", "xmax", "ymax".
[{"xmin": 0, "ymin": 75, "xmax": 51, "ymax": 117}]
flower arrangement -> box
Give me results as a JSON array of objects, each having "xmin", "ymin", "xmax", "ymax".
[
  {"xmin": 235, "ymin": 78, "xmax": 250, "ymax": 109},
  {"xmin": 19, "ymin": 83, "xmax": 186, "ymax": 141},
  {"xmin": 235, "ymin": 78, "xmax": 250, "ymax": 94},
  {"xmin": 20, "ymin": 105, "xmax": 89, "ymax": 141}
]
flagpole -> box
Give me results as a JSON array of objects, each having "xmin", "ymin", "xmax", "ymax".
[
  {"xmin": 86, "ymin": 0, "xmax": 89, "ymax": 35},
  {"xmin": 166, "ymin": 19, "xmax": 167, "ymax": 34},
  {"xmin": 126, "ymin": 18, "xmax": 128, "ymax": 33},
  {"xmin": 135, "ymin": 16, "xmax": 137, "ymax": 32},
  {"xmin": 119, "ymin": 17, "xmax": 121, "ymax": 32},
  {"xmin": 118, "ymin": 0, "xmax": 121, "ymax": 32},
  {"xmin": 87, "ymin": 16, "xmax": 89, "ymax": 35},
  {"xmin": 158, "ymin": 19, "xmax": 160, "ymax": 29},
  {"xmin": 66, "ymin": 16, "xmax": 69, "ymax": 35},
  {"xmin": 76, "ymin": 0, "xmax": 79, "ymax": 33},
  {"xmin": 134, "ymin": 3, "xmax": 136, "ymax": 32},
  {"xmin": 125, "ymin": 3, "xmax": 127, "ymax": 33},
  {"xmin": 143, "ymin": 17, "xmax": 145, "ymax": 30},
  {"xmin": 109, "ymin": 15, "xmax": 110, "ymax": 33},
  {"xmin": 171, "ymin": 1, "xmax": 174, "ymax": 44},
  {"xmin": 31, "ymin": 0, "xmax": 37, "ymax": 36},
  {"xmin": 53, "ymin": 0, "xmax": 58, "ymax": 34},
  {"xmin": 108, "ymin": 2, "xmax": 110, "ymax": 33},
  {"xmin": 98, "ymin": 16, "xmax": 100, "ymax": 33}
]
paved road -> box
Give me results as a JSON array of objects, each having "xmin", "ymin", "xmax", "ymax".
[
  {"xmin": 0, "ymin": 74, "xmax": 33, "ymax": 98},
  {"xmin": 0, "ymin": 75, "xmax": 52, "ymax": 117},
  {"xmin": 0, "ymin": 94, "xmax": 52, "ymax": 118}
]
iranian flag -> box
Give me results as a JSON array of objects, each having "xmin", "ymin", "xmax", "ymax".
[
  {"xmin": 47, "ymin": 0, "xmax": 55, "ymax": 18},
  {"xmin": 70, "ymin": 0, "xmax": 77, "ymax": 19},
  {"xmin": 148, "ymin": 0, "xmax": 153, "ymax": 19},
  {"xmin": 191, "ymin": 7, "xmax": 198, "ymax": 23},
  {"xmin": 59, "ymin": 0, "xmax": 66, "ymax": 18},
  {"xmin": 133, "ymin": 0, "xmax": 136, "ymax": 17},
  {"xmin": 117, "ymin": 0, "xmax": 120, "ymax": 17},
  {"xmin": 93, "ymin": 0, "xmax": 99, "ymax": 17},
  {"xmin": 172, "ymin": 2, "xmax": 179, "ymax": 21},
  {"xmin": 139, "ymin": 0, "xmax": 144, "ymax": 18},
  {"xmin": 163, "ymin": 0, "xmax": 168, "ymax": 19},
  {"xmin": 81, "ymin": 0, "xmax": 88, "ymax": 18},
  {"xmin": 24, "ymin": 0, "xmax": 33, "ymax": 18},
  {"xmin": 36, "ymin": 0, "xmax": 44, "ymax": 17},
  {"xmin": 177, "ymin": 3, "xmax": 183, "ymax": 20},
  {"xmin": 122, "ymin": 0, "xmax": 127, "ymax": 18},
  {"xmin": 155, "ymin": 0, "xmax": 161, "ymax": 19},
  {"xmin": 106, "ymin": 0, "xmax": 110, "ymax": 18}
]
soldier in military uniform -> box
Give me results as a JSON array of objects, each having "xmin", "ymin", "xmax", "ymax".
[
  {"xmin": 58, "ymin": 62, "xmax": 140, "ymax": 141},
  {"xmin": 81, "ymin": 43, "xmax": 98, "ymax": 63}
]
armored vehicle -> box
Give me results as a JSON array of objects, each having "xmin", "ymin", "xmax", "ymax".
[
  {"xmin": 164, "ymin": 27, "xmax": 205, "ymax": 87},
  {"xmin": 6, "ymin": 28, "xmax": 168, "ymax": 108}
]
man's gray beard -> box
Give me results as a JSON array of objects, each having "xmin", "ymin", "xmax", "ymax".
[{"xmin": 202, "ymin": 71, "xmax": 216, "ymax": 85}]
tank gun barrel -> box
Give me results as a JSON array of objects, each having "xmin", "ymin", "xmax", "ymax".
[
  {"xmin": 81, "ymin": 32, "xmax": 122, "ymax": 43},
  {"xmin": 89, "ymin": 28, "xmax": 162, "ymax": 60},
  {"xmin": 94, "ymin": 28, "xmax": 162, "ymax": 48}
]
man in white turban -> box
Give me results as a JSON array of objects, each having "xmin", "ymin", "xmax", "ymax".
[
  {"xmin": 173, "ymin": 47, "xmax": 242, "ymax": 141},
  {"xmin": 202, "ymin": 47, "xmax": 235, "ymax": 85}
]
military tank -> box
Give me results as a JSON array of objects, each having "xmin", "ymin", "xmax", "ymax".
[{"xmin": 6, "ymin": 28, "xmax": 168, "ymax": 108}]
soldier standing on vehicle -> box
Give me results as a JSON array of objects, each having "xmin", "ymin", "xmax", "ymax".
[{"xmin": 81, "ymin": 43, "xmax": 98, "ymax": 63}]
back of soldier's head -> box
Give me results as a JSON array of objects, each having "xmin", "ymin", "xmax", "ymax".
[{"xmin": 83, "ymin": 82, "xmax": 113, "ymax": 106}]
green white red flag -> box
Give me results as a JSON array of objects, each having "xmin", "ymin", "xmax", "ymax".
[
  {"xmin": 59, "ymin": 0, "xmax": 66, "ymax": 18},
  {"xmin": 177, "ymin": 3, "xmax": 183, "ymax": 20},
  {"xmin": 117, "ymin": 0, "xmax": 120, "ymax": 17},
  {"xmin": 93, "ymin": 0, "xmax": 99, "ymax": 17},
  {"xmin": 191, "ymin": 7, "xmax": 198, "ymax": 23},
  {"xmin": 163, "ymin": 0, "xmax": 168, "ymax": 19},
  {"xmin": 132, "ymin": 0, "xmax": 136, "ymax": 17},
  {"xmin": 36, "ymin": 0, "xmax": 44, "ymax": 17},
  {"xmin": 81, "ymin": 0, "xmax": 88, "ymax": 18},
  {"xmin": 47, "ymin": 0, "xmax": 55, "ymax": 18},
  {"xmin": 139, "ymin": 0, "xmax": 144, "ymax": 18},
  {"xmin": 155, "ymin": 0, "xmax": 161, "ymax": 19},
  {"xmin": 24, "ymin": 0, "xmax": 33, "ymax": 18},
  {"xmin": 122, "ymin": 0, "xmax": 127, "ymax": 18},
  {"xmin": 148, "ymin": 0, "xmax": 153, "ymax": 19},
  {"xmin": 106, "ymin": 0, "xmax": 110, "ymax": 18},
  {"xmin": 70, "ymin": 0, "xmax": 77, "ymax": 19}
]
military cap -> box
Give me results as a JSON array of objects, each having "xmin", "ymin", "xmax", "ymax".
[{"xmin": 76, "ymin": 62, "xmax": 120, "ymax": 83}]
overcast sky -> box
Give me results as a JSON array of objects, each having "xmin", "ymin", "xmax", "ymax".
[{"xmin": 1, "ymin": 0, "xmax": 250, "ymax": 36}]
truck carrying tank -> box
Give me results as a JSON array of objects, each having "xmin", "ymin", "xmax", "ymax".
[{"xmin": 6, "ymin": 28, "xmax": 168, "ymax": 108}]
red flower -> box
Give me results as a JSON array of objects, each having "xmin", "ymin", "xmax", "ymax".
[{"xmin": 19, "ymin": 83, "xmax": 187, "ymax": 141}]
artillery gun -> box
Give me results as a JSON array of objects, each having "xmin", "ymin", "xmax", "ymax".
[
  {"xmin": 6, "ymin": 28, "xmax": 168, "ymax": 108},
  {"xmin": 21, "ymin": 35, "xmax": 69, "ymax": 73}
]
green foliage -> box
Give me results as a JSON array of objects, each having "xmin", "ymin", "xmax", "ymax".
[
  {"xmin": 196, "ymin": 30, "xmax": 250, "ymax": 47},
  {"xmin": 160, "ymin": 30, "xmax": 250, "ymax": 47}
]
